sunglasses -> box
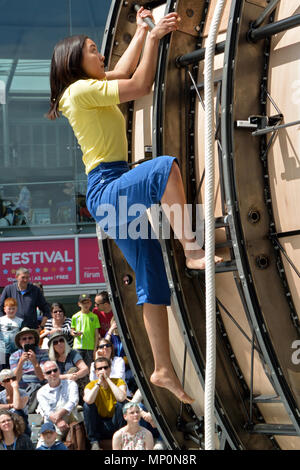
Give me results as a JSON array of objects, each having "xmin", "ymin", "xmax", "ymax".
[
  {"xmin": 45, "ymin": 368, "xmax": 58, "ymax": 375},
  {"xmin": 2, "ymin": 376, "xmax": 17, "ymax": 384},
  {"xmin": 20, "ymin": 336, "xmax": 34, "ymax": 341},
  {"xmin": 95, "ymin": 302, "xmax": 105, "ymax": 306},
  {"xmin": 52, "ymin": 310, "xmax": 64, "ymax": 314},
  {"xmin": 98, "ymin": 343, "xmax": 112, "ymax": 349},
  {"xmin": 53, "ymin": 338, "xmax": 65, "ymax": 346},
  {"xmin": 95, "ymin": 365, "xmax": 109, "ymax": 371}
]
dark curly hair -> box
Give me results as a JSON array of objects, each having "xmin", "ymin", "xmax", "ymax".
[{"xmin": 0, "ymin": 411, "xmax": 25, "ymax": 440}]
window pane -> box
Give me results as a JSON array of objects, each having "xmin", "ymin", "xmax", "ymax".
[{"xmin": 0, "ymin": 0, "xmax": 112, "ymax": 236}]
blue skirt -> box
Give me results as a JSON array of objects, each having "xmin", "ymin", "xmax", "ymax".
[{"xmin": 86, "ymin": 156, "xmax": 177, "ymax": 306}]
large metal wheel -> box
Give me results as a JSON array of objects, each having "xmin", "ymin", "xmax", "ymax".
[{"xmin": 97, "ymin": 0, "xmax": 300, "ymax": 449}]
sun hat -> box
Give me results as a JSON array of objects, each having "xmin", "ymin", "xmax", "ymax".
[
  {"xmin": 47, "ymin": 331, "xmax": 67, "ymax": 348},
  {"xmin": 15, "ymin": 327, "xmax": 40, "ymax": 349},
  {"xmin": 0, "ymin": 369, "xmax": 15, "ymax": 382}
]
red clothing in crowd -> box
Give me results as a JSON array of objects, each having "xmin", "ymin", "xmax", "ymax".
[{"xmin": 92, "ymin": 308, "xmax": 114, "ymax": 338}]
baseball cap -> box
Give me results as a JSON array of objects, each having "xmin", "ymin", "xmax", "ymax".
[
  {"xmin": 78, "ymin": 293, "xmax": 91, "ymax": 302},
  {"xmin": 40, "ymin": 422, "xmax": 56, "ymax": 433}
]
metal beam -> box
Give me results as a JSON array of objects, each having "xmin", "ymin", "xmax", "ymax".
[
  {"xmin": 249, "ymin": 14, "xmax": 300, "ymax": 42},
  {"xmin": 176, "ymin": 41, "xmax": 225, "ymax": 67},
  {"xmin": 251, "ymin": 424, "xmax": 297, "ymax": 436},
  {"xmin": 251, "ymin": 0, "xmax": 280, "ymax": 29}
]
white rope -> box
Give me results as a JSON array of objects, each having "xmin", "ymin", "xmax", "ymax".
[{"xmin": 204, "ymin": 0, "xmax": 226, "ymax": 451}]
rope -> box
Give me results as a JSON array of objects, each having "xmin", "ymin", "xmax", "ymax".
[{"xmin": 204, "ymin": 0, "xmax": 226, "ymax": 450}]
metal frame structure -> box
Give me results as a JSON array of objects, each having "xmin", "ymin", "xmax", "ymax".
[
  {"xmin": 221, "ymin": 0, "xmax": 300, "ymax": 437},
  {"xmin": 96, "ymin": 0, "xmax": 300, "ymax": 449}
]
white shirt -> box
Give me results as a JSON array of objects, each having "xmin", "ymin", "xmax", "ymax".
[
  {"xmin": 36, "ymin": 379, "xmax": 79, "ymax": 420},
  {"xmin": 89, "ymin": 356, "xmax": 126, "ymax": 382}
]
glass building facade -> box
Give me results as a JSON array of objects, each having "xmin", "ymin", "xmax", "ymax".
[{"xmin": 0, "ymin": 0, "xmax": 113, "ymax": 306}]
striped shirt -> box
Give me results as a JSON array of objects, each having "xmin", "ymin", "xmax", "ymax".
[{"xmin": 43, "ymin": 318, "xmax": 73, "ymax": 347}]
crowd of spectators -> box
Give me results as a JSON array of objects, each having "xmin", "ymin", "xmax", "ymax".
[{"xmin": 0, "ymin": 267, "xmax": 164, "ymax": 451}]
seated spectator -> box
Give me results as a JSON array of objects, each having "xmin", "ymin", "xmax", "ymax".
[
  {"xmin": 105, "ymin": 318, "xmax": 137, "ymax": 396},
  {"xmin": 48, "ymin": 332, "xmax": 88, "ymax": 382},
  {"xmin": 0, "ymin": 198, "xmax": 14, "ymax": 226},
  {"xmin": 71, "ymin": 294, "xmax": 100, "ymax": 368},
  {"xmin": 15, "ymin": 184, "xmax": 31, "ymax": 223},
  {"xmin": 130, "ymin": 389, "xmax": 165, "ymax": 449},
  {"xmin": 0, "ymin": 369, "xmax": 30, "ymax": 436},
  {"xmin": 93, "ymin": 292, "xmax": 114, "ymax": 338},
  {"xmin": 36, "ymin": 361, "xmax": 80, "ymax": 442},
  {"xmin": 83, "ymin": 356, "xmax": 126, "ymax": 450},
  {"xmin": 0, "ymin": 298, "xmax": 23, "ymax": 369},
  {"xmin": 0, "ymin": 410, "xmax": 34, "ymax": 450},
  {"xmin": 105, "ymin": 318, "xmax": 126, "ymax": 358},
  {"xmin": 36, "ymin": 422, "xmax": 68, "ymax": 451},
  {"xmin": 89, "ymin": 338, "xmax": 126, "ymax": 383},
  {"xmin": 40, "ymin": 303, "xmax": 73, "ymax": 349},
  {"xmin": 78, "ymin": 199, "xmax": 92, "ymax": 223},
  {"xmin": 112, "ymin": 402, "xmax": 154, "ymax": 450},
  {"xmin": 9, "ymin": 327, "xmax": 49, "ymax": 413}
]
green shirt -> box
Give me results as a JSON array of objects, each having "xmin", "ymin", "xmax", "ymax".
[{"xmin": 71, "ymin": 311, "xmax": 100, "ymax": 350}]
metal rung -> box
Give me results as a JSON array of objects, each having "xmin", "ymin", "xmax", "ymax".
[
  {"xmin": 248, "ymin": 14, "xmax": 300, "ymax": 42},
  {"xmin": 185, "ymin": 260, "xmax": 237, "ymax": 277},
  {"xmin": 251, "ymin": 0, "xmax": 280, "ymax": 29},
  {"xmin": 215, "ymin": 216, "xmax": 229, "ymax": 228},
  {"xmin": 252, "ymin": 119, "xmax": 300, "ymax": 136},
  {"xmin": 250, "ymin": 424, "xmax": 298, "ymax": 436},
  {"xmin": 176, "ymin": 40, "xmax": 226, "ymax": 67},
  {"xmin": 252, "ymin": 394, "xmax": 280, "ymax": 404},
  {"xmin": 215, "ymin": 241, "xmax": 232, "ymax": 249}
]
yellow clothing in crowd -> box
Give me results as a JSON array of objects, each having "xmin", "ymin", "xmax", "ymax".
[
  {"xmin": 59, "ymin": 78, "xmax": 128, "ymax": 174},
  {"xmin": 85, "ymin": 378, "xmax": 126, "ymax": 418}
]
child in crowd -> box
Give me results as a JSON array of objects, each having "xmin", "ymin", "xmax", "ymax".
[
  {"xmin": 36, "ymin": 422, "xmax": 68, "ymax": 450},
  {"xmin": 0, "ymin": 298, "xmax": 23, "ymax": 369},
  {"xmin": 71, "ymin": 294, "xmax": 100, "ymax": 368}
]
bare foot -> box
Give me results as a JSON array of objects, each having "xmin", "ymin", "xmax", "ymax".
[
  {"xmin": 185, "ymin": 248, "xmax": 223, "ymax": 270},
  {"xmin": 150, "ymin": 369, "xmax": 194, "ymax": 404}
]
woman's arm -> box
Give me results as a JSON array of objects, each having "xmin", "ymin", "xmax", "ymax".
[
  {"xmin": 117, "ymin": 12, "xmax": 179, "ymax": 103},
  {"xmin": 145, "ymin": 429, "xmax": 154, "ymax": 450},
  {"xmin": 106, "ymin": 7, "xmax": 152, "ymax": 80},
  {"xmin": 11, "ymin": 381, "xmax": 28, "ymax": 410},
  {"xmin": 61, "ymin": 359, "xmax": 89, "ymax": 381},
  {"xmin": 112, "ymin": 428, "xmax": 123, "ymax": 450}
]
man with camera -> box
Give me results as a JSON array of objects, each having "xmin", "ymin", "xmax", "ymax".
[{"xmin": 9, "ymin": 327, "xmax": 49, "ymax": 412}]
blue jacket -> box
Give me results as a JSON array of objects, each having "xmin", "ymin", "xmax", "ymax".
[
  {"xmin": 36, "ymin": 441, "xmax": 68, "ymax": 450},
  {"xmin": 0, "ymin": 282, "xmax": 51, "ymax": 328}
]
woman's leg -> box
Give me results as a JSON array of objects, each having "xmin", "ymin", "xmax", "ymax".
[
  {"xmin": 161, "ymin": 161, "xmax": 222, "ymax": 269},
  {"xmin": 143, "ymin": 303, "xmax": 194, "ymax": 404}
]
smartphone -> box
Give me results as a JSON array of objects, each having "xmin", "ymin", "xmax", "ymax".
[{"xmin": 24, "ymin": 344, "xmax": 35, "ymax": 352}]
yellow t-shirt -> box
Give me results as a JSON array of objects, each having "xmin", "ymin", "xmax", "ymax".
[
  {"xmin": 85, "ymin": 378, "xmax": 126, "ymax": 418},
  {"xmin": 59, "ymin": 78, "xmax": 128, "ymax": 174}
]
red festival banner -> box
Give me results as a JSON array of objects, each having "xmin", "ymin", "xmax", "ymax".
[
  {"xmin": 0, "ymin": 239, "xmax": 76, "ymax": 286},
  {"xmin": 78, "ymin": 237, "xmax": 105, "ymax": 284}
]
